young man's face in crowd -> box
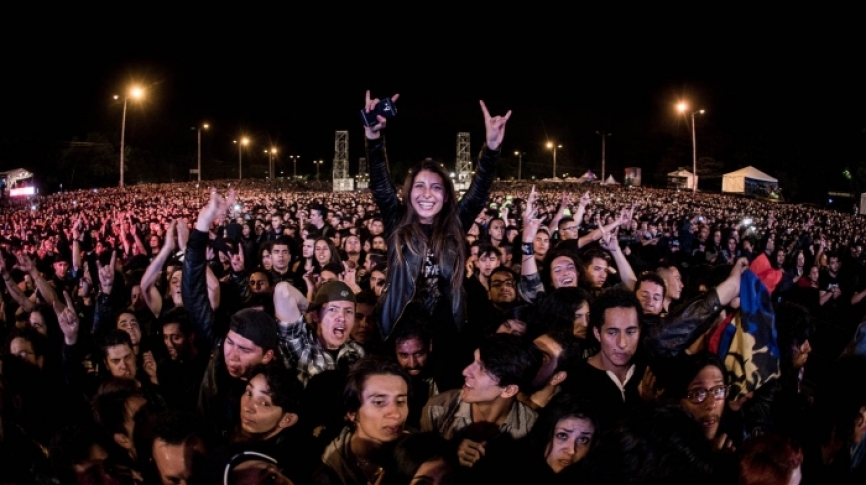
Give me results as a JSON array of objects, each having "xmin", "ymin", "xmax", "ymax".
[
  {"xmin": 534, "ymin": 232, "xmax": 550, "ymax": 257},
  {"xmin": 162, "ymin": 322, "xmax": 189, "ymax": 361},
  {"xmin": 302, "ymin": 239, "xmax": 315, "ymax": 259},
  {"xmin": 271, "ymin": 216, "xmax": 282, "ymax": 231},
  {"xmin": 573, "ymin": 302, "xmax": 590, "ymax": 339},
  {"xmin": 370, "ymin": 270, "xmax": 386, "ymax": 296},
  {"xmin": 314, "ymin": 301, "xmax": 355, "ymax": 350},
  {"xmin": 152, "ymin": 436, "xmax": 206, "ymax": 485},
  {"xmin": 395, "ymin": 336, "xmax": 430, "ymax": 377},
  {"xmin": 550, "ymin": 255, "xmax": 578, "ymax": 288},
  {"xmin": 488, "ymin": 271, "xmax": 516, "ymax": 305},
  {"xmin": 271, "ymin": 244, "xmax": 290, "ymax": 273},
  {"xmin": 829, "ymin": 256, "xmax": 841, "ymax": 274},
  {"xmin": 660, "ymin": 267, "xmax": 683, "ymax": 301},
  {"xmin": 351, "ymin": 302, "xmax": 375, "ymax": 345},
  {"xmin": 240, "ymin": 374, "xmax": 295, "ymax": 438},
  {"xmin": 117, "ymin": 313, "xmax": 141, "ymax": 347},
  {"xmin": 584, "ymin": 257, "xmax": 609, "ymax": 288},
  {"xmin": 489, "ymin": 219, "xmax": 505, "ymax": 242},
  {"xmin": 352, "ymin": 374, "xmax": 409, "ymax": 445},
  {"xmin": 681, "ymin": 365, "xmax": 727, "ymax": 440},
  {"xmin": 462, "ymin": 350, "xmax": 507, "ymax": 404},
  {"xmin": 370, "ymin": 220, "xmax": 384, "ymax": 236},
  {"xmin": 636, "ymin": 280, "xmax": 665, "ymax": 315},
  {"xmin": 53, "ymin": 260, "xmax": 69, "ymax": 278},
  {"xmin": 105, "ymin": 343, "xmax": 137, "ymax": 379},
  {"xmin": 477, "ymin": 251, "xmax": 499, "ymax": 279},
  {"xmin": 249, "ymin": 272, "xmax": 271, "ymax": 293},
  {"xmin": 372, "ymin": 235, "xmax": 387, "ymax": 251},
  {"xmin": 593, "ymin": 306, "xmax": 639, "ymax": 371},
  {"xmin": 344, "ymin": 236, "xmax": 361, "ymax": 254},
  {"xmin": 310, "ymin": 209, "xmax": 324, "ymax": 226},
  {"xmin": 223, "ymin": 330, "xmax": 273, "ymax": 379}
]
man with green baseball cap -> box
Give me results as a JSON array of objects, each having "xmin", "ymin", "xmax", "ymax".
[{"xmin": 276, "ymin": 281, "xmax": 365, "ymax": 386}]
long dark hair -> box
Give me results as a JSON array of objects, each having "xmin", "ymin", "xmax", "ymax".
[{"xmin": 391, "ymin": 160, "xmax": 465, "ymax": 292}]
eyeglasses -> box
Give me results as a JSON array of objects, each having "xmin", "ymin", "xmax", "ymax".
[
  {"xmin": 685, "ymin": 385, "xmax": 730, "ymax": 404},
  {"xmin": 490, "ymin": 280, "xmax": 515, "ymax": 289},
  {"xmin": 563, "ymin": 226, "xmax": 578, "ymax": 231}
]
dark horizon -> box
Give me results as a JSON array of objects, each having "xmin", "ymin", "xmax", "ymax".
[{"xmin": 3, "ymin": 12, "xmax": 864, "ymax": 202}]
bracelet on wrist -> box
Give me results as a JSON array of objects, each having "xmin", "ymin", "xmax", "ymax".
[{"xmin": 521, "ymin": 242, "xmax": 534, "ymax": 256}]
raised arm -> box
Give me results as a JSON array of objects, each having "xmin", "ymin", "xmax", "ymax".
[
  {"xmin": 184, "ymin": 189, "xmax": 234, "ymax": 350},
  {"xmin": 518, "ymin": 186, "xmax": 545, "ymax": 303},
  {"xmin": 457, "ymin": 100, "xmax": 511, "ymax": 230},
  {"xmin": 572, "ymin": 191, "xmax": 591, "ymax": 232},
  {"xmin": 140, "ymin": 220, "xmax": 177, "ymax": 317},
  {"xmin": 548, "ymin": 192, "xmax": 570, "ymax": 238},
  {"xmin": 364, "ymin": 91, "xmax": 403, "ymax": 235},
  {"xmin": 599, "ymin": 211, "xmax": 637, "ymax": 291},
  {"xmin": 1, "ymin": 250, "xmax": 35, "ymax": 312}
]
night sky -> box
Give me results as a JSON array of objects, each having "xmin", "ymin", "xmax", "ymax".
[{"xmin": 2, "ymin": 10, "xmax": 863, "ymax": 200}]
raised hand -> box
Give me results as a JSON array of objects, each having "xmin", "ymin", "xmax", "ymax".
[
  {"xmin": 160, "ymin": 220, "xmax": 177, "ymax": 253},
  {"xmin": 97, "ymin": 250, "xmax": 117, "ymax": 294},
  {"xmin": 53, "ymin": 290, "xmax": 80, "ymax": 345},
  {"xmin": 15, "ymin": 252, "xmax": 36, "ymax": 276},
  {"xmin": 523, "ymin": 185, "xmax": 539, "ymax": 224},
  {"xmin": 578, "ymin": 191, "xmax": 591, "ymax": 207},
  {"xmin": 480, "ymin": 100, "xmax": 511, "ymax": 151},
  {"xmin": 142, "ymin": 351, "xmax": 158, "ymax": 384},
  {"xmin": 230, "ymin": 246, "xmax": 245, "ymax": 273},
  {"xmin": 364, "ymin": 90, "xmax": 400, "ymax": 139},
  {"xmin": 195, "ymin": 189, "xmax": 236, "ymax": 233}
]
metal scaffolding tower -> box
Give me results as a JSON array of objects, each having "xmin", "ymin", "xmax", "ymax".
[
  {"xmin": 333, "ymin": 131, "xmax": 349, "ymax": 179},
  {"xmin": 456, "ymin": 132, "xmax": 472, "ymax": 184}
]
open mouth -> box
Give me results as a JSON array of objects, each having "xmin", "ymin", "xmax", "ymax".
[
  {"xmin": 417, "ymin": 202, "xmax": 434, "ymax": 210},
  {"xmin": 334, "ymin": 327, "xmax": 346, "ymax": 339}
]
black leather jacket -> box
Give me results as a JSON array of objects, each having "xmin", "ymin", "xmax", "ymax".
[{"xmin": 366, "ymin": 137, "xmax": 499, "ymax": 339}]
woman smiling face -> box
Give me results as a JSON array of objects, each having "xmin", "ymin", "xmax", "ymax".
[{"xmin": 410, "ymin": 170, "xmax": 445, "ymax": 224}]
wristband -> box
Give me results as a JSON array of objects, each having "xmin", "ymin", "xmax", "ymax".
[{"xmin": 521, "ymin": 242, "xmax": 534, "ymax": 256}]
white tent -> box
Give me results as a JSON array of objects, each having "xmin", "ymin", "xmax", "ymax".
[
  {"xmin": 578, "ymin": 170, "xmax": 598, "ymax": 183},
  {"xmin": 722, "ymin": 166, "xmax": 777, "ymax": 194},
  {"xmin": 667, "ymin": 169, "xmax": 697, "ymax": 190},
  {"xmin": 602, "ymin": 174, "xmax": 620, "ymax": 185}
]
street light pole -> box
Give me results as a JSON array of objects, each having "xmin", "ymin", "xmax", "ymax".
[
  {"xmin": 677, "ymin": 102, "xmax": 705, "ymax": 193},
  {"xmin": 236, "ymin": 137, "xmax": 249, "ymax": 180},
  {"xmin": 596, "ymin": 131, "xmax": 611, "ymax": 181},
  {"xmin": 115, "ymin": 87, "xmax": 143, "ymax": 188},
  {"xmin": 120, "ymin": 97, "xmax": 128, "ymax": 188},
  {"xmin": 265, "ymin": 148, "xmax": 277, "ymax": 180},
  {"xmin": 546, "ymin": 142, "xmax": 562, "ymax": 179},
  {"xmin": 195, "ymin": 123, "xmax": 209, "ymax": 182},
  {"xmin": 514, "ymin": 151, "xmax": 523, "ymax": 180},
  {"xmin": 315, "ymin": 160, "xmax": 323, "ymax": 181}
]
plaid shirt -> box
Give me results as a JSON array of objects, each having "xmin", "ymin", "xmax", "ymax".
[{"xmin": 277, "ymin": 319, "xmax": 365, "ymax": 387}]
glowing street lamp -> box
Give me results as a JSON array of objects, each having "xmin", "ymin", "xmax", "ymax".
[
  {"xmin": 514, "ymin": 150, "xmax": 525, "ymax": 180},
  {"xmin": 191, "ymin": 123, "xmax": 209, "ymax": 182},
  {"xmin": 314, "ymin": 160, "xmax": 324, "ymax": 181},
  {"xmin": 234, "ymin": 137, "xmax": 250, "ymax": 180},
  {"xmin": 288, "ymin": 155, "xmax": 300, "ymax": 179},
  {"xmin": 546, "ymin": 141, "xmax": 562, "ymax": 178},
  {"xmin": 115, "ymin": 86, "xmax": 144, "ymax": 188},
  {"xmin": 264, "ymin": 147, "xmax": 277, "ymax": 179},
  {"xmin": 677, "ymin": 102, "xmax": 705, "ymax": 192}
]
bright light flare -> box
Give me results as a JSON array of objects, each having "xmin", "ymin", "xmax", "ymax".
[
  {"xmin": 203, "ymin": 123, "xmax": 209, "ymax": 129},
  {"xmin": 241, "ymin": 138, "xmax": 250, "ymax": 145},
  {"xmin": 130, "ymin": 87, "xmax": 144, "ymax": 99},
  {"xmin": 677, "ymin": 102, "xmax": 687, "ymax": 112}
]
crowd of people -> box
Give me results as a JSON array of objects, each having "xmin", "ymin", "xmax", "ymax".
[{"xmin": 1, "ymin": 94, "xmax": 866, "ymax": 484}]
